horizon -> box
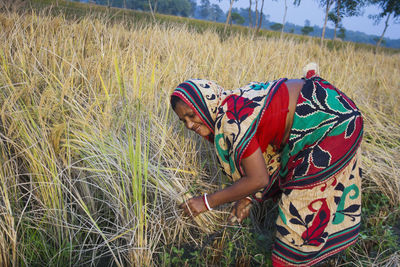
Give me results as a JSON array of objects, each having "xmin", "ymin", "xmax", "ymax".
[
  {"xmin": 74, "ymin": 0, "xmax": 400, "ymax": 41},
  {"xmin": 211, "ymin": 0, "xmax": 400, "ymax": 40}
]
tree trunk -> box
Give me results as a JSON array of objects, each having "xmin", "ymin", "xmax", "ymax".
[
  {"xmin": 148, "ymin": 0, "xmax": 156, "ymax": 22},
  {"xmin": 281, "ymin": 0, "xmax": 287, "ymax": 35},
  {"xmin": 334, "ymin": 0, "xmax": 341, "ymax": 39},
  {"xmin": 154, "ymin": 0, "xmax": 158, "ymax": 13},
  {"xmin": 377, "ymin": 12, "xmax": 391, "ymax": 48},
  {"xmin": 224, "ymin": 0, "xmax": 235, "ymax": 34},
  {"xmin": 249, "ymin": 0, "xmax": 252, "ymax": 28},
  {"xmin": 321, "ymin": 0, "xmax": 332, "ymax": 44},
  {"xmin": 256, "ymin": 0, "xmax": 264, "ymax": 34},
  {"xmin": 254, "ymin": 0, "xmax": 258, "ymax": 29}
]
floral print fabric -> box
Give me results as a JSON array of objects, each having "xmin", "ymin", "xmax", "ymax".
[
  {"xmin": 273, "ymin": 149, "xmax": 362, "ymax": 266},
  {"xmin": 272, "ymin": 76, "xmax": 363, "ymax": 266},
  {"xmin": 213, "ymin": 78, "xmax": 287, "ymax": 181},
  {"xmin": 172, "ymin": 78, "xmax": 288, "ymax": 181},
  {"xmin": 171, "ymin": 76, "xmax": 363, "ymax": 266}
]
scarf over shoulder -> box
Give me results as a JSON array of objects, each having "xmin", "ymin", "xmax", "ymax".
[{"xmin": 171, "ymin": 78, "xmax": 287, "ymax": 181}]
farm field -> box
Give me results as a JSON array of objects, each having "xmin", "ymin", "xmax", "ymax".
[{"xmin": 0, "ymin": 0, "xmax": 399, "ymax": 266}]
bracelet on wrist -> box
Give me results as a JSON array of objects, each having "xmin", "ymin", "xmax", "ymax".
[
  {"xmin": 203, "ymin": 193, "xmax": 213, "ymax": 211},
  {"xmin": 245, "ymin": 196, "xmax": 253, "ymax": 202}
]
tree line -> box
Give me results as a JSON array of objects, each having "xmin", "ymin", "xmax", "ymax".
[{"xmin": 74, "ymin": 0, "xmax": 399, "ymax": 48}]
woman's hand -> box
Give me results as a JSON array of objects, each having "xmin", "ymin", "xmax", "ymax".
[
  {"xmin": 179, "ymin": 196, "xmax": 208, "ymax": 217},
  {"xmin": 179, "ymin": 148, "xmax": 268, "ymax": 219},
  {"xmin": 228, "ymin": 197, "xmax": 253, "ymax": 225}
]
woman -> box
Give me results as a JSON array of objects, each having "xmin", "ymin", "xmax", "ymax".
[{"xmin": 170, "ymin": 65, "xmax": 363, "ymax": 266}]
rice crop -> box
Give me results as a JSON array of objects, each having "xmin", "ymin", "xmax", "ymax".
[{"xmin": 0, "ymin": 2, "xmax": 399, "ymax": 266}]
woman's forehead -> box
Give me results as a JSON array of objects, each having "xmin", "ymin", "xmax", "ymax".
[{"xmin": 174, "ymin": 100, "xmax": 193, "ymax": 116}]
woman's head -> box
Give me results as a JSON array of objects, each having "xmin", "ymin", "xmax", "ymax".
[
  {"xmin": 170, "ymin": 79, "xmax": 225, "ymax": 141},
  {"xmin": 172, "ymin": 97, "xmax": 212, "ymax": 137}
]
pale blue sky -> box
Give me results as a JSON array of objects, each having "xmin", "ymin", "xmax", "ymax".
[{"xmin": 212, "ymin": 0, "xmax": 400, "ymax": 39}]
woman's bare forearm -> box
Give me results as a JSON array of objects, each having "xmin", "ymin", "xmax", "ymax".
[
  {"xmin": 207, "ymin": 174, "xmax": 268, "ymax": 209},
  {"xmin": 207, "ymin": 148, "xmax": 269, "ymax": 209}
]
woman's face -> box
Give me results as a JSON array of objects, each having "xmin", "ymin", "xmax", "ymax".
[{"xmin": 174, "ymin": 100, "xmax": 212, "ymax": 138}]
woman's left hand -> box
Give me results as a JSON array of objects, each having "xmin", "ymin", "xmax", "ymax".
[
  {"xmin": 179, "ymin": 196, "xmax": 208, "ymax": 217},
  {"xmin": 228, "ymin": 197, "xmax": 252, "ymax": 225}
]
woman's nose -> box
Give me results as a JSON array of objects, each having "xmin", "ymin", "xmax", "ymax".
[{"xmin": 186, "ymin": 121, "xmax": 194, "ymax": 129}]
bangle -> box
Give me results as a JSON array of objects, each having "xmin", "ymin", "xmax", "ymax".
[
  {"xmin": 203, "ymin": 193, "xmax": 213, "ymax": 211},
  {"xmin": 245, "ymin": 196, "xmax": 252, "ymax": 202}
]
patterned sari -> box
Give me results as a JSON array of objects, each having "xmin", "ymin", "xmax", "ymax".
[
  {"xmin": 172, "ymin": 78, "xmax": 287, "ymax": 180},
  {"xmin": 272, "ymin": 76, "xmax": 363, "ymax": 266},
  {"xmin": 171, "ymin": 75, "xmax": 363, "ymax": 266}
]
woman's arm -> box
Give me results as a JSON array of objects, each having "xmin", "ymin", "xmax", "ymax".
[{"xmin": 180, "ymin": 147, "xmax": 269, "ymax": 217}]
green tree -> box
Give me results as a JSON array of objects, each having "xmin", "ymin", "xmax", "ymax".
[
  {"xmin": 301, "ymin": 20, "xmax": 313, "ymax": 35},
  {"xmin": 199, "ymin": 0, "xmax": 211, "ymax": 18},
  {"xmin": 255, "ymin": 0, "xmax": 265, "ymax": 34},
  {"xmin": 320, "ymin": 0, "xmax": 335, "ymax": 43},
  {"xmin": 189, "ymin": 0, "xmax": 196, "ymax": 13},
  {"xmin": 373, "ymin": 36, "xmax": 386, "ymax": 45},
  {"xmin": 328, "ymin": 11, "xmax": 340, "ymax": 36},
  {"xmin": 368, "ymin": 0, "xmax": 400, "ymax": 48},
  {"xmin": 248, "ymin": 0, "xmax": 253, "ymax": 27},
  {"xmin": 93, "ymin": 0, "xmax": 194, "ymax": 17},
  {"xmin": 279, "ymin": 0, "xmax": 301, "ymax": 35},
  {"xmin": 223, "ymin": 0, "xmax": 239, "ymax": 34},
  {"xmin": 199, "ymin": 0, "xmax": 223, "ymax": 21},
  {"xmin": 337, "ymin": 27, "xmax": 346, "ymax": 39},
  {"xmin": 247, "ymin": 0, "xmax": 265, "ymax": 35},
  {"xmin": 329, "ymin": 0, "xmax": 365, "ymax": 39},
  {"xmin": 231, "ymin": 12, "xmax": 245, "ymax": 24},
  {"xmin": 294, "ymin": 0, "xmax": 332, "ymax": 41},
  {"xmin": 157, "ymin": 0, "xmax": 192, "ymax": 17},
  {"xmin": 294, "ymin": 0, "xmax": 335, "ymax": 41},
  {"xmin": 301, "ymin": 25, "xmax": 314, "ymax": 35},
  {"xmin": 210, "ymin": 4, "xmax": 224, "ymax": 21},
  {"xmin": 270, "ymin": 23, "xmax": 283, "ymax": 31}
]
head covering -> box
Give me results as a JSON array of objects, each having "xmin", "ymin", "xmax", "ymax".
[
  {"xmin": 171, "ymin": 78, "xmax": 287, "ymax": 181},
  {"xmin": 171, "ymin": 79, "xmax": 225, "ymax": 142}
]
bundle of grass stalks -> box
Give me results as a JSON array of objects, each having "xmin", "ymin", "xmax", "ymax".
[
  {"xmin": 0, "ymin": 9, "xmax": 222, "ymax": 266},
  {"xmin": 0, "ymin": 2, "xmax": 399, "ymax": 266}
]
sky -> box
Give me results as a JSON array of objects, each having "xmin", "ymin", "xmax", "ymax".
[{"xmin": 211, "ymin": 0, "xmax": 400, "ymax": 39}]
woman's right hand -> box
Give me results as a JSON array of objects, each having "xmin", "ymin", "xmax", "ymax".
[
  {"xmin": 179, "ymin": 196, "xmax": 208, "ymax": 217},
  {"xmin": 228, "ymin": 197, "xmax": 253, "ymax": 225}
]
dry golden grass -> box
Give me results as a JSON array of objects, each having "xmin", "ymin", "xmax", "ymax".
[{"xmin": 0, "ymin": 5, "xmax": 399, "ymax": 266}]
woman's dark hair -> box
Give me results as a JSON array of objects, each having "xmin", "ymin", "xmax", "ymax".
[{"xmin": 170, "ymin": 95, "xmax": 183, "ymax": 110}]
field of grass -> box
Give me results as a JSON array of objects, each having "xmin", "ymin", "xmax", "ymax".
[
  {"xmin": 26, "ymin": 0, "xmax": 400, "ymax": 55},
  {"xmin": 0, "ymin": 0, "xmax": 399, "ymax": 266}
]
